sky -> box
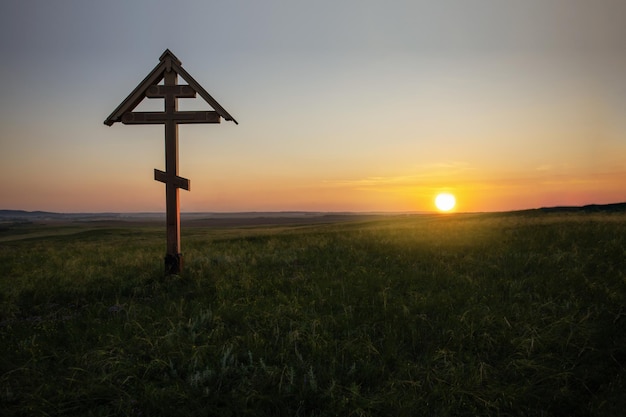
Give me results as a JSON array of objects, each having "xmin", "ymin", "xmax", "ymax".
[{"xmin": 1, "ymin": 0, "xmax": 625, "ymax": 213}]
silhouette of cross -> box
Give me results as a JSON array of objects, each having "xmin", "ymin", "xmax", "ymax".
[{"xmin": 105, "ymin": 50, "xmax": 237, "ymax": 274}]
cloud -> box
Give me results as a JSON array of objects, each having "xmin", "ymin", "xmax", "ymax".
[
  {"xmin": 535, "ymin": 165, "xmax": 552, "ymax": 172},
  {"xmin": 321, "ymin": 161, "xmax": 474, "ymax": 190}
]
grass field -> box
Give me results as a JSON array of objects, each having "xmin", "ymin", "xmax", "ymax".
[{"xmin": 1, "ymin": 212, "xmax": 625, "ymax": 416}]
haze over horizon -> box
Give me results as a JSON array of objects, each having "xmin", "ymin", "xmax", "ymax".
[{"xmin": 1, "ymin": 0, "xmax": 625, "ymax": 213}]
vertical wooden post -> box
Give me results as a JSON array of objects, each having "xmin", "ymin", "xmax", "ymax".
[{"xmin": 163, "ymin": 67, "xmax": 183, "ymax": 274}]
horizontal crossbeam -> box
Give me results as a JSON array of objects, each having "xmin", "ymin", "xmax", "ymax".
[
  {"xmin": 154, "ymin": 169, "xmax": 190, "ymax": 190},
  {"xmin": 145, "ymin": 85, "xmax": 196, "ymax": 98},
  {"xmin": 121, "ymin": 111, "xmax": 221, "ymax": 124}
]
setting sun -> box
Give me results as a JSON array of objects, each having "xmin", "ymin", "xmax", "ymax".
[{"xmin": 435, "ymin": 193, "xmax": 456, "ymax": 212}]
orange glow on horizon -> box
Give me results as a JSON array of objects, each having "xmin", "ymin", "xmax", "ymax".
[{"xmin": 10, "ymin": 171, "xmax": 626, "ymax": 212}]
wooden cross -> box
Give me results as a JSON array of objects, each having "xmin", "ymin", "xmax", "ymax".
[{"xmin": 104, "ymin": 50, "xmax": 237, "ymax": 274}]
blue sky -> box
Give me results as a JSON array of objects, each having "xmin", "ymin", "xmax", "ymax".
[{"xmin": 1, "ymin": 0, "xmax": 625, "ymax": 212}]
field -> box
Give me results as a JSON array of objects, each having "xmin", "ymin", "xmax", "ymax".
[{"xmin": 1, "ymin": 211, "xmax": 625, "ymax": 416}]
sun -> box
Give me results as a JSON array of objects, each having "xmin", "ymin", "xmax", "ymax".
[{"xmin": 435, "ymin": 193, "xmax": 456, "ymax": 212}]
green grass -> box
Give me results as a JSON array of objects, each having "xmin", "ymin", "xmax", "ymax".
[{"xmin": 1, "ymin": 212, "xmax": 625, "ymax": 416}]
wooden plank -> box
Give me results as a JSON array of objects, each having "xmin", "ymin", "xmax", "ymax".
[
  {"xmin": 153, "ymin": 169, "xmax": 169, "ymax": 184},
  {"xmin": 154, "ymin": 169, "xmax": 190, "ymax": 190},
  {"xmin": 103, "ymin": 60, "xmax": 167, "ymax": 126},
  {"xmin": 176, "ymin": 111, "xmax": 221, "ymax": 123},
  {"xmin": 145, "ymin": 85, "xmax": 196, "ymax": 98},
  {"xmin": 173, "ymin": 61, "xmax": 239, "ymax": 125},
  {"xmin": 163, "ymin": 66, "xmax": 181, "ymax": 265},
  {"xmin": 121, "ymin": 111, "xmax": 221, "ymax": 124}
]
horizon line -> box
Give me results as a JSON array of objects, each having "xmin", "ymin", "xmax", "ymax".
[{"xmin": 2, "ymin": 201, "xmax": 626, "ymax": 217}]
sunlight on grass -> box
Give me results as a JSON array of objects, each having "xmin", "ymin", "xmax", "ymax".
[{"xmin": 1, "ymin": 213, "xmax": 625, "ymax": 415}]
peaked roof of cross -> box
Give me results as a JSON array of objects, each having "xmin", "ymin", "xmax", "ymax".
[{"xmin": 104, "ymin": 49, "xmax": 238, "ymax": 126}]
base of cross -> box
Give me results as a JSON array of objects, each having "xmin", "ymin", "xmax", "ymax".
[{"xmin": 165, "ymin": 253, "xmax": 184, "ymax": 275}]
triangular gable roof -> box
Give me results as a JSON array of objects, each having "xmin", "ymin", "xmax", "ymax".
[{"xmin": 104, "ymin": 49, "xmax": 237, "ymax": 126}]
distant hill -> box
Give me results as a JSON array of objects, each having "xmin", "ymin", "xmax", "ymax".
[
  {"xmin": 2, "ymin": 203, "xmax": 625, "ymax": 224},
  {"xmin": 0, "ymin": 210, "xmax": 132, "ymax": 223},
  {"xmin": 495, "ymin": 202, "xmax": 626, "ymax": 217},
  {"xmin": 0, "ymin": 210, "xmax": 382, "ymax": 227},
  {"xmin": 529, "ymin": 202, "xmax": 626, "ymax": 214},
  {"xmin": 0, "ymin": 210, "xmax": 66, "ymax": 220}
]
